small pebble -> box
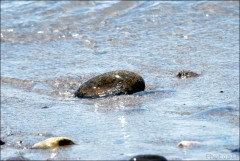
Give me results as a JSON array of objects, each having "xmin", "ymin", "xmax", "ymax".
[
  {"xmin": 177, "ymin": 140, "xmax": 200, "ymax": 148},
  {"xmin": 17, "ymin": 140, "xmax": 23, "ymax": 146},
  {"xmin": 129, "ymin": 154, "xmax": 167, "ymax": 161},
  {"xmin": 17, "ymin": 140, "xmax": 23, "ymax": 144},
  {"xmin": 32, "ymin": 137, "xmax": 74, "ymax": 149},
  {"xmin": 177, "ymin": 70, "xmax": 199, "ymax": 79},
  {"xmin": 7, "ymin": 133, "xmax": 14, "ymax": 136}
]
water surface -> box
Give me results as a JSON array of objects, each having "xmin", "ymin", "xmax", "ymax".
[{"xmin": 1, "ymin": 1, "xmax": 239, "ymax": 160}]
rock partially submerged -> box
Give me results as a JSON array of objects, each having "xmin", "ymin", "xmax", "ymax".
[
  {"xmin": 32, "ymin": 137, "xmax": 74, "ymax": 149},
  {"xmin": 75, "ymin": 70, "xmax": 145, "ymax": 98},
  {"xmin": 177, "ymin": 140, "xmax": 200, "ymax": 148},
  {"xmin": 129, "ymin": 154, "xmax": 167, "ymax": 161},
  {"xmin": 5, "ymin": 156, "xmax": 29, "ymax": 161},
  {"xmin": 177, "ymin": 70, "xmax": 199, "ymax": 79},
  {"xmin": 231, "ymin": 148, "xmax": 240, "ymax": 153},
  {"xmin": 0, "ymin": 139, "xmax": 5, "ymax": 145}
]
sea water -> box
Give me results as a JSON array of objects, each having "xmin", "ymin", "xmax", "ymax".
[{"xmin": 1, "ymin": 1, "xmax": 239, "ymax": 160}]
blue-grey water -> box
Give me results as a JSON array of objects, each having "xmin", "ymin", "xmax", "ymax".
[{"xmin": 1, "ymin": 1, "xmax": 239, "ymax": 160}]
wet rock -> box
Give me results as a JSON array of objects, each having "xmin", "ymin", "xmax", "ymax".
[
  {"xmin": 177, "ymin": 70, "xmax": 199, "ymax": 79},
  {"xmin": 41, "ymin": 106, "xmax": 49, "ymax": 109},
  {"xmin": 0, "ymin": 139, "xmax": 5, "ymax": 145},
  {"xmin": 177, "ymin": 140, "xmax": 200, "ymax": 148},
  {"xmin": 75, "ymin": 70, "xmax": 145, "ymax": 98},
  {"xmin": 129, "ymin": 154, "xmax": 167, "ymax": 161},
  {"xmin": 5, "ymin": 156, "xmax": 29, "ymax": 161},
  {"xmin": 231, "ymin": 148, "xmax": 240, "ymax": 153},
  {"xmin": 32, "ymin": 137, "xmax": 74, "ymax": 149}
]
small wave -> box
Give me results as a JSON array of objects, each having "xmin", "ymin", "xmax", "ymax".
[
  {"xmin": 192, "ymin": 106, "xmax": 238, "ymax": 117},
  {"xmin": 192, "ymin": 1, "xmax": 238, "ymax": 16},
  {"xmin": 1, "ymin": 76, "xmax": 86, "ymax": 98}
]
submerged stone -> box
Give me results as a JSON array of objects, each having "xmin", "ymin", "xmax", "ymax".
[
  {"xmin": 129, "ymin": 154, "xmax": 168, "ymax": 161},
  {"xmin": 75, "ymin": 70, "xmax": 145, "ymax": 98},
  {"xmin": 177, "ymin": 140, "xmax": 200, "ymax": 148},
  {"xmin": 0, "ymin": 139, "xmax": 5, "ymax": 145},
  {"xmin": 32, "ymin": 137, "xmax": 74, "ymax": 149},
  {"xmin": 6, "ymin": 156, "xmax": 29, "ymax": 161},
  {"xmin": 177, "ymin": 70, "xmax": 199, "ymax": 79},
  {"xmin": 231, "ymin": 148, "xmax": 240, "ymax": 153}
]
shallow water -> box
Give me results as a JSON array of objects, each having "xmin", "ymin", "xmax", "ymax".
[{"xmin": 1, "ymin": 1, "xmax": 239, "ymax": 160}]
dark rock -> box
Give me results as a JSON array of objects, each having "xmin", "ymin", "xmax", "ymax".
[
  {"xmin": 0, "ymin": 139, "xmax": 5, "ymax": 145},
  {"xmin": 7, "ymin": 133, "xmax": 14, "ymax": 136},
  {"xmin": 129, "ymin": 154, "xmax": 167, "ymax": 161},
  {"xmin": 231, "ymin": 148, "xmax": 240, "ymax": 153},
  {"xmin": 177, "ymin": 70, "xmax": 199, "ymax": 79},
  {"xmin": 75, "ymin": 70, "xmax": 145, "ymax": 98},
  {"xmin": 5, "ymin": 156, "xmax": 29, "ymax": 161}
]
